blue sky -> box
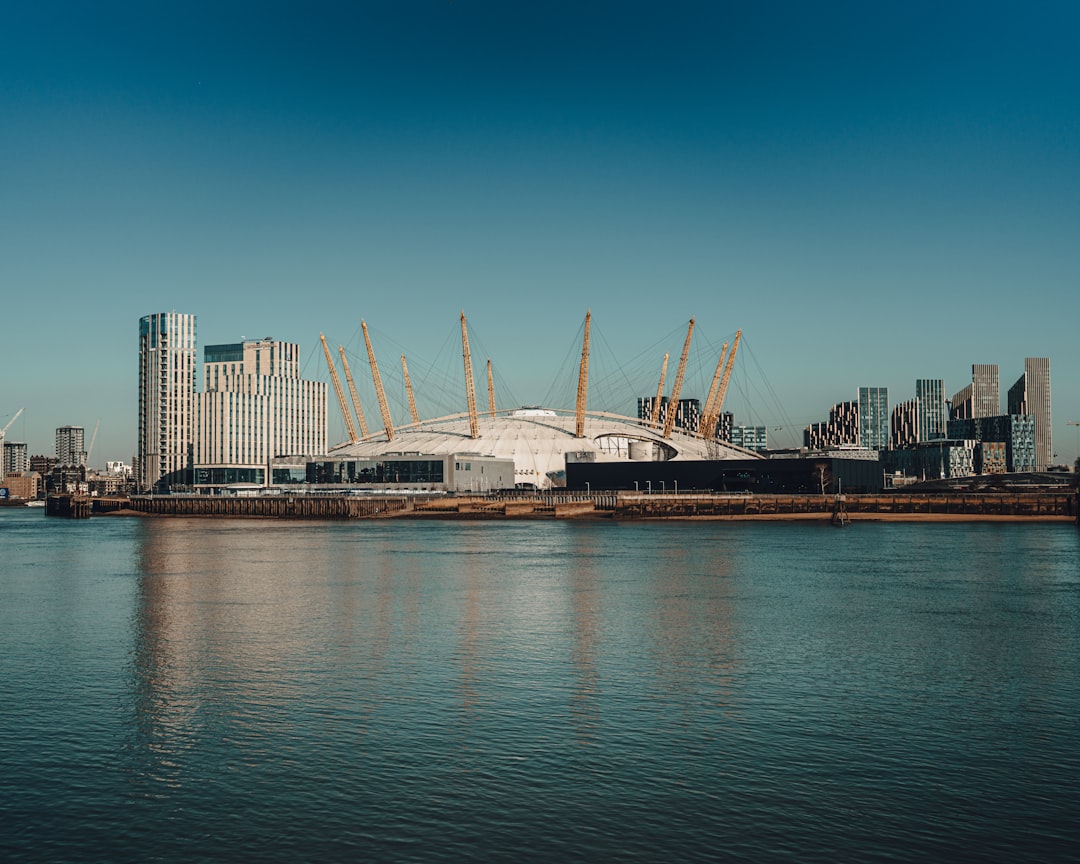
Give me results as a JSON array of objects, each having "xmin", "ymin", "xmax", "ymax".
[{"xmin": 3, "ymin": 1, "xmax": 1078, "ymax": 464}]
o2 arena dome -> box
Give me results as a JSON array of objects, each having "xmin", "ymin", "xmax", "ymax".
[{"xmin": 322, "ymin": 312, "xmax": 762, "ymax": 490}]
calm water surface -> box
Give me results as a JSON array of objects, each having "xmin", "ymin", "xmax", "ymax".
[{"xmin": 1, "ymin": 509, "xmax": 1078, "ymax": 862}]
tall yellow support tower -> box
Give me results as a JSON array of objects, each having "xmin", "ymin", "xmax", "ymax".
[
  {"xmin": 487, "ymin": 359, "xmax": 496, "ymax": 418},
  {"xmin": 460, "ymin": 312, "xmax": 480, "ymax": 439},
  {"xmin": 401, "ymin": 355, "xmax": 421, "ymax": 427},
  {"xmin": 320, "ymin": 333, "xmax": 359, "ymax": 443},
  {"xmin": 662, "ymin": 318, "xmax": 694, "ymax": 439},
  {"xmin": 362, "ymin": 320, "xmax": 395, "ymax": 442},
  {"xmin": 575, "ymin": 310, "xmax": 591, "ymax": 438},
  {"xmin": 650, "ymin": 353, "xmax": 669, "ymax": 427},
  {"xmin": 701, "ymin": 329, "xmax": 741, "ymax": 441},
  {"xmin": 338, "ymin": 345, "xmax": 370, "ymax": 438},
  {"xmin": 699, "ymin": 341, "xmax": 729, "ymax": 436}
]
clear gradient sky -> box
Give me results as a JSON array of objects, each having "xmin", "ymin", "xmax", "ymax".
[{"xmin": 3, "ymin": 2, "xmax": 1078, "ymax": 464}]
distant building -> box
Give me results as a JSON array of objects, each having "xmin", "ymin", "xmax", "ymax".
[
  {"xmin": 4, "ymin": 441, "xmax": 28, "ymax": 476},
  {"xmin": 139, "ymin": 312, "xmax": 197, "ymax": 490},
  {"xmin": 55, "ymin": 425, "xmax": 85, "ymax": 468},
  {"xmin": 891, "ymin": 398, "xmax": 919, "ymax": 449},
  {"xmin": 858, "ymin": 386, "xmax": 889, "ymax": 450},
  {"xmin": 1, "ymin": 471, "xmax": 42, "ymax": 500},
  {"xmin": 637, "ymin": 396, "xmax": 702, "ymax": 434},
  {"xmin": 882, "ymin": 439, "xmax": 976, "ymax": 480},
  {"xmin": 950, "ymin": 383, "xmax": 973, "ymax": 420},
  {"xmin": 29, "ymin": 454, "xmax": 57, "ymax": 481},
  {"xmin": 730, "ymin": 425, "xmax": 768, "ymax": 452},
  {"xmin": 1007, "ymin": 357, "xmax": 1052, "ymax": 471},
  {"xmin": 915, "ymin": 379, "xmax": 946, "ymax": 441},
  {"xmin": 804, "ymin": 400, "xmax": 858, "ymax": 449},
  {"xmin": 195, "ymin": 338, "xmax": 327, "ymax": 487},
  {"xmin": 976, "ymin": 441, "xmax": 1007, "ymax": 475},
  {"xmin": 947, "ymin": 414, "xmax": 1036, "ymax": 473},
  {"xmin": 971, "ymin": 364, "xmax": 1000, "ymax": 418}
]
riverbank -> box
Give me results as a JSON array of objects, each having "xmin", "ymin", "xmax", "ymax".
[{"xmin": 59, "ymin": 491, "xmax": 1079, "ymax": 523}]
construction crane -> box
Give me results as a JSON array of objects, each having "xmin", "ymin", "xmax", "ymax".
[
  {"xmin": 650, "ymin": 353, "xmax": 669, "ymax": 428},
  {"xmin": 460, "ymin": 312, "xmax": 480, "ymax": 439},
  {"xmin": 662, "ymin": 318, "xmax": 694, "ymax": 439},
  {"xmin": 338, "ymin": 346, "xmax": 370, "ymax": 437},
  {"xmin": 87, "ymin": 418, "xmax": 101, "ymax": 468},
  {"xmin": 575, "ymin": 310, "xmax": 591, "ymax": 438},
  {"xmin": 320, "ymin": 334, "xmax": 359, "ymax": 443},
  {"xmin": 1, "ymin": 407, "xmax": 25, "ymax": 481},
  {"xmin": 401, "ymin": 355, "xmax": 421, "ymax": 427},
  {"xmin": 362, "ymin": 320, "xmax": 395, "ymax": 442}
]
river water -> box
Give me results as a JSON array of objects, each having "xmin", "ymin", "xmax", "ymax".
[{"xmin": 1, "ymin": 508, "xmax": 1078, "ymax": 862}]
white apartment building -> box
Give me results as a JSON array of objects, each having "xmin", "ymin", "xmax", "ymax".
[
  {"xmin": 196, "ymin": 338, "xmax": 327, "ymax": 486},
  {"xmin": 138, "ymin": 312, "xmax": 198, "ymax": 490}
]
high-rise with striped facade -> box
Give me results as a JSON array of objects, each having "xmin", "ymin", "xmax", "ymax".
[{"xmin": 138, "ymin": 312, "xmax": 197, "ymax": 490}]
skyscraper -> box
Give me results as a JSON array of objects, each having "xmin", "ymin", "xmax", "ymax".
[
  {"xmin": 971, "ymin": 364, "xmax": 1000, "ymax": 418},
  {"xmin": 1007, "ymin": 357, "xmax": 1052, "ymax": 470},
  {"xmin": 858, "ymin": 386, "xmax": 889, "ymax": 450},
  {"xmin": 139, "ymin": 312, "xmax": 197, "ymax": 490},
  {"xmin": 915, "ymin": 379, "xmax": 945, "ymax": 441}
]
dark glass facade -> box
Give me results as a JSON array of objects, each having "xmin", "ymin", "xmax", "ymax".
[
  {"xmin": 307, "ymin": 459, "xmax": 445, "ymax": 485},
  {"xmin": 194, "ymin": 467, "xmax": 266, "ymax": 485}
]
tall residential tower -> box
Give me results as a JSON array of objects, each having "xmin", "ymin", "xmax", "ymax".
[
  {"xmin": 138, "ymin": 312, "xmax": 197, "ymax": 490},
  {"xmin": 915, "ymin": 379, "xmax": 946, "ymax": 441},
  {"xmin": 55, "ymin": 425, "xmax": 86, "ymax": 468},
  {"xmin": 858, "ymin": 386, "xmax": 889, "ymax": 450},
  {"xmin": 1007, "ymin": 357, "xmax": 1052, "ymax": 470}
]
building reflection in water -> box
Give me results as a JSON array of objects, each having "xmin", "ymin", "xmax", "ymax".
[{"xmin": 127, "ymin": 518, "xmax": 743, "ymax": 796}]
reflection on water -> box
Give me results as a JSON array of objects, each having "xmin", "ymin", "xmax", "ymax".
[{"xmin": 2, "ymin": 510, "xmax": 1079, "ymax": 863}]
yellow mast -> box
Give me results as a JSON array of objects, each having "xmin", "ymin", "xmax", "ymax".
[
  {"xmin": 575, "ymin": 310, "xmax": 591, "ymax": 438},
  {"xmin": 362, "ymin": 320, "xmax": 395, "ymax": 442},
  {"xmin": 486, "ymin": 359, "xmax": 496, "ymax": 418},
  {"xmin": 460, "ymin": 312, "xmax": 480, "ymax": 439},
  {"xmin": 702, "ymin": 329, "xmax": 741, "ymax": 440},
  {"xmin": 320, "ymin": 333, "xmax": 359, "ymax": 443},
  {"xmin": 662, "ymin": 317, "xmax": 695, "ymax": 439},
  {"xmin": 338, "ymin": 345, "xmax": 370, "ymax": 438},
  {"xmin": 650, "ymin": 353, "xmax": 669, "ymax": 427},
  {"xmin": 401, "ymin": 355, "xmax": 421, "ymax": 427},
  {"xmin": 699, "ymin": 341, "xmax": 729, "ymax": 438}
]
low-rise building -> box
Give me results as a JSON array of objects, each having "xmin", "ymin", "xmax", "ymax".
[
  {"xmin": 1, "ymin": 471, "xmax": 42, "ymax": 500},
  {"xmin": 307, "ymin": 453, "xmax": 516, "ymax": 493}
]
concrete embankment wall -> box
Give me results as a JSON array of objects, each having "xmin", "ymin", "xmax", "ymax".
[
  {"xmin": 103, "ymin": 492, "xmax": 1077, "ymax": 521},
  {"xmin": 615, "ymin": 492, "xmax": 1074, "ymax": 520},
  {"xmin": 126, "ymin": 495, "xmax": 411, "ymax": 519}
]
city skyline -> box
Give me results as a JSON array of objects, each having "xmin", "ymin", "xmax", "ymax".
[{"xmin": 3, "ymin": 3, "xmax": 1078, "ymax": 463}]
